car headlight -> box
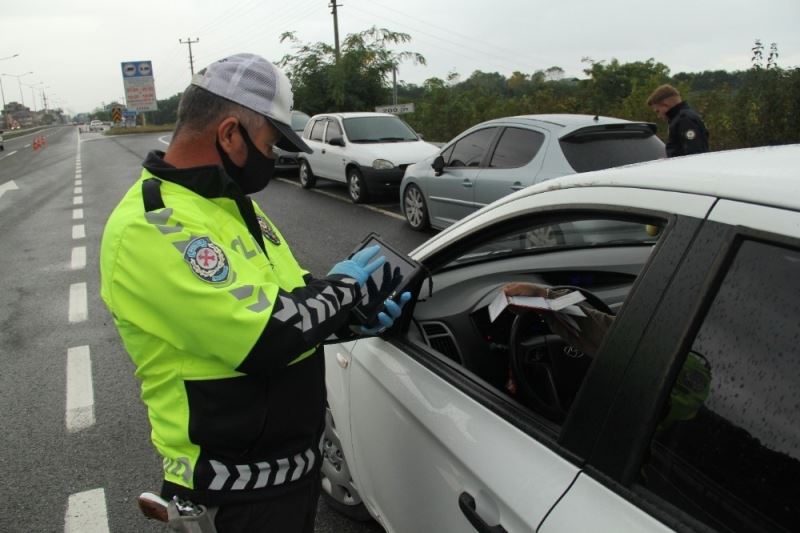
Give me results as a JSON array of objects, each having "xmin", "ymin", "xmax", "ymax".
[{"xmin": 372, "ymin": 159, "xmax": 395, "ymax": 170}]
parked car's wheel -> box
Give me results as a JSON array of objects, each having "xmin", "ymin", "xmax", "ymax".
[
  {"xmin": 347, "ymin": 167, "xmax": 369, "ymax": 203},
  {"xmin": 403, "ymin": 184, "xmax": 430, "ymax": 230},
  {"xmin": 320, "ymin": 406, "xmax": 373, "ymax": 522},
  {"xmin": 299, "ymin": 160, "xmax": 316, "ymax": 189}
]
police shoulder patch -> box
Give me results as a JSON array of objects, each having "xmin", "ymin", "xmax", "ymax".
[
  {"xmin": 184, "ymin": 236, "xmax": 230, "ymax": 283},
  {"xmin": 257, "ymin": 215, "xmax": 281, "ymax": 246},
  {"xmin": 685, "ymin": 129, "xmax": 696, "ymax": 140}
]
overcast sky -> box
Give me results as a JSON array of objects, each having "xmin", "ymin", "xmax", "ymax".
[{"xmin": 2, "ymin": 0, "xmax": 798, "ymax": 114}]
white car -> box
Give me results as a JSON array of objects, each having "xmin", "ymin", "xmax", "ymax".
[
  {"xmin": 322, "ymin": 145, "xmax": 800, "ymax": 532},
  {"xmin": 88, "ymin": 120, "xmax": 104, "ymax": 132},
  {"xmin": 299, "ymin": 112, "xmax": 439, "ymax": 203},
  {"xmin": 273, "ymin": 110, "xmax": 311, "ymax": 173}
]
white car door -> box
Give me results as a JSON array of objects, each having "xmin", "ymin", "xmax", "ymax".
[
  {"xmin": 340, "ymin": 337, "xmax": 580, "ymax": 533},
  {"xmin": 316, "ymin": 118, "xmax": 348, "ymax": 183}
]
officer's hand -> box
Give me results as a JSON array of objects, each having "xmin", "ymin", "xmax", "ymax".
[
  {"xmin": 364, "ymin": 262, "xmax": 402, "ymax": 306},
  {"xmin": 328, "ymin": 245, "xmax": 385, "ymax": 287},
  {"xmin": 358, "ymin": 292, "xmax": 413, "ymax": 335}
]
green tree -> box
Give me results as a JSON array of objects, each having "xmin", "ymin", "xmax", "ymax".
[{"xmin": 278, "ymin": 27, "xmax": 425, "ymax": 114}]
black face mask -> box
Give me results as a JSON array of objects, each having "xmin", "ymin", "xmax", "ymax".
[{"xmin": 216, "ymin": 124, "xmax": 276, "ymax": 194}]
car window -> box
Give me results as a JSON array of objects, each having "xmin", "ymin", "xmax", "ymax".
[
  {"xmin": 446, "ymin": 127, "xmax": 498, "ymax": 168},
  {"xmin": 445, "ymin": 218, "xmax": 658, "ymax": 268},
  {"xmin": 325, "ymin": 120, "xmax": 343, "ymax": 142},
  {"xmin": 309, "ymin": 119, "xmax": 326, "ymax": 142},
  {"xmin": 489, "ymin": 127, "xmax": 545, "ymax": 169},
  {"xmin": 342, "ymin": 116, "xmax": 417, "ymax": 143},
  {"xmin": 291, "ymin": 111, "xmax": 310, "ymax": 133},
  {"xmin": 638, "ymin": 239, "xmax": 800, "ymax": 532},
  {"xmin": 559, "ymin": 134, "xmax": 664, "ymax": 173},
  {"xmin": 408, "ymin": 214, "xmax": 665, "ymax": 428}
]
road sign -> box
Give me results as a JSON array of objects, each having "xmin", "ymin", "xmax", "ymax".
[
  {"xmin": 375, "ymin": 103, "xmax": 416, "ymax": 114},
  {"xmin": 111, "ymin": 106, "xmax": 123, "ymax": 123},
  {"xmin": 121, "ymin": 60, "xmax": 158, "ymax": 112}
]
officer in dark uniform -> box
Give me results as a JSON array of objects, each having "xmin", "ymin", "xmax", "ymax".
[{"xmin": 647, "ymin": 84, "xmax": 709, "ymax": 157}]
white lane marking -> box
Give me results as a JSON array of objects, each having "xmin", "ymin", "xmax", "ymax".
[
  {"xmin": 0, "ymin": 180, "xmax": 20, "ymax": 200},
  {"xmin": 65, "ymin": 487, "xmax": 109, "ymax": 533},
  {"xmin": 75, "ymin": 172, "xmax": 82, "ymax": 178},
  {"xmin": 73, "ymin": 208, "xmax": 84, "ymax": 220},
  {"xmin": 73, "ymin": 224, "xmax": 86, "ymax": 240},
  {"xmin": 73, "ymin": 195, "xmax": 83, "ymax": 205},
  {"xmin": 71, "ymin": 246, "xmax": 87, "ymax": 270},
  {"xmin": 158, "ymin": 135, "xmax": 171, "ymax": 146},
  {"xmin": 275, "ymin": 177, "xmax": 405, "ymax": 221},
  {"xmin": 65, "ymin": 346, "xmax": 95, "ymax": 432},
  {"xmin": 75, "ymin": 179, "xmax": 83, "ymax": 186},
  {"xmin": 69, "ymin": 282, "xmax": 88, "ymax": 323},
  {"xmin": 74, "ymin": 186, "xmax": 83, "ymax": 194},
  {"xmin": 0, "ymin": 149, "xmax": 18, "ymax": 161}
]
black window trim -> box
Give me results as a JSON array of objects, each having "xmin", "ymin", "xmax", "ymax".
[
  {"xmin": 385, "ymin": 203, "xmax": 694, "ymax": 465},
  {"xmin": 444, "ymin": 126, "xmax": 502, "ymax": 169}
]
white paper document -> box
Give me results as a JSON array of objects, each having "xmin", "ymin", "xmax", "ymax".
[{"xmin": 488, "ymin": 289, "xmax": 587, "ymax": 322}]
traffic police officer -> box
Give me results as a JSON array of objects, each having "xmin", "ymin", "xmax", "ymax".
[
  {"xmin": 647, "ymin": 84, "xmax": 709, "ymax": 157},
  {"xmin": 100, "ymin": 53, "xmax": 408, "ymax": 532}
]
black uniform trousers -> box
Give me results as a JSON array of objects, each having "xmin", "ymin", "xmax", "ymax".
[{"xmin": 213, "ymin": 473, "xmax": 321, "ymax": 532}]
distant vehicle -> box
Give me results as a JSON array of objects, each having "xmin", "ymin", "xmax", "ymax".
[
  {"xmin": 400, "ymin": 114, "xmax": 666, "ymax": 230},
  {"xmin": 273, "ymin": 110, "xmax": 311, "ymax": 174},
  {"xmin": 88, "ymin": 120, "xmax": 104, "ymax": 132},
  {"xmin": 299, "ymin": 112, "xmax": 439, "ymax": 203}
]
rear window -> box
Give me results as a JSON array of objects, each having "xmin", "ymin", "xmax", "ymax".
[{"xmin": 560, "ymin": 134, "xmax": 665, "ymax": 173}]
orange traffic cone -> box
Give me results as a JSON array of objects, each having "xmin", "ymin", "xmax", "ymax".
[{"xmin": 32, "ymin": 137, "xmax": 40, "ymax": 151}]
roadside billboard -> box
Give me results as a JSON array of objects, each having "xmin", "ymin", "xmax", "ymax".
[{"xmin": 121, "ymin": 61, "xmax": 158, "ymax": 112}]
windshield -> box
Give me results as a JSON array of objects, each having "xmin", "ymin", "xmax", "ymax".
[
  {"xmin": 291, "ymin": 111, "xmax": 310, "ymax": 132},
  {"xmin": 560, "ymin": 134, "xmax": 665, "ymax": 173},
  {"xmin": 446, "ymin": 218, "xmax": 660, "ymax": 268},
  {"xmin": 343, "ymin": 116, "xmax": 418, "ymax": 143}
]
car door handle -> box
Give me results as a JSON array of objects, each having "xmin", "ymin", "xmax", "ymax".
[
  {"xmin": 510, "ymin": 181, "xmax": 524, "ymax": 191},
  {"xmin": 462, "ymin": 179, "xmax": 473, "ymax": 188},
  {"xmin": 458, "ymin": 492, "xmax": 507, "ymax": 533}
]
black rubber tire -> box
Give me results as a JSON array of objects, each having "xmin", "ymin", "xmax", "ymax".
[
  {"xmin": 299, "ymin": 159, "xmax": 316, "ymax": 189},
  {"xmin": 347, "ymin": 167, "xmax": 369, "ymax": 203},
  {"xmin": 403, "ymin": 184, "xmax": 430, "ymax": 230}
]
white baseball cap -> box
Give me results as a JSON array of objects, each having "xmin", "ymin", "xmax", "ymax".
[{"xmin": 191, "ymin": 53, "xmax": 312, "ymax": 153}]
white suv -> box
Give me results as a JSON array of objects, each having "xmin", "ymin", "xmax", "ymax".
[{"xmin": 298, "ymin": 112, "xmax": 439, "ymax": 203}]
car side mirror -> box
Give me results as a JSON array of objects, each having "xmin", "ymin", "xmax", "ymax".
[
  {"xmin": 417, "ymin": 133, "xmax": 424, "ymax": 140},
  {"xmin": 329, "ymin": 136, "xmax": 345, "ymax": 147},
  {"xmin": 431, "ymin": 155, "xmax": 445, "ymax": 176}
]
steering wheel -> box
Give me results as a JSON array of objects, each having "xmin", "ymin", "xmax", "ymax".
[{"xmin": 508, "ymin": 286, "xmax": 613, "ymax": 423}]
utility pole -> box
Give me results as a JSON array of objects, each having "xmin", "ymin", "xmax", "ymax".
[
  {"xmin": 179, "ymin": 37, "xmax": 200, "ymax": 75},
  {"xmin": 329, "ymin": 1, "xmax": 342, "ymax": 62}
]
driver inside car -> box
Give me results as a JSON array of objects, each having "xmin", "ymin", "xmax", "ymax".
[{"xmin": 500, "ymin": 282, "xmax": 711, "ymax": 432}]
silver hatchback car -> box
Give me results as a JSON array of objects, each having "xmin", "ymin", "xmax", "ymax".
[{"xmin": 401, "ymin": 114, "xmax": 666, "ymax": 230}]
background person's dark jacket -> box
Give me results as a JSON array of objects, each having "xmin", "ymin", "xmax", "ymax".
[{"xmin": 666, "ymin": 101, "xmax": 709, "ymax": 157}]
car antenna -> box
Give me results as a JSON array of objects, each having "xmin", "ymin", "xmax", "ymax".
[{"xmin": 593, "ymin": 114, "xmax": 599, "ymax": 121}]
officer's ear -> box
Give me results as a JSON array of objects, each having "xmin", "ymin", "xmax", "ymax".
[{"xmin": 216, "ymin": 117, "xmax": 247, "ymax": 166}]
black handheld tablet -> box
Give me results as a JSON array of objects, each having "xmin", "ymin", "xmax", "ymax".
[{"xmin": 349, "ymin": 233, "xmax": 422, "ymax": 325}]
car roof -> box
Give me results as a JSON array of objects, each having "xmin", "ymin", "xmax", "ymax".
[
  {"xmin": 477, "ymin": 114, "xmax": 646, "ymax": 134},
  {"xmin": 311, "ymin": 112, "xmax": 397, "ymax": 120},
  {"xmin": 516, "ymin": 144, "xmax": 800, "ymax": 212}
]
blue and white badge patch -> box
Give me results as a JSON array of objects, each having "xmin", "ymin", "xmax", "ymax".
[
  {"xmin": 257, "ymin": 215, "xmax": 281, "ymax": 246},
  {"xmin": 184, "ymin": 237, "xmax": 230, "ymax": 283}
]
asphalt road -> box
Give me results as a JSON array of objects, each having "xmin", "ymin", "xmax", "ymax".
[{"xmin": 0, "ymin": 127, "xmax": 432, "ymax": 532}]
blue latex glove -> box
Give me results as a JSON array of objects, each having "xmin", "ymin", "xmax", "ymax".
[
  {"xmin": 328, "ymin": 245, "xmax": 386, "ymax": 287},
  {"xmin": 359, "ymin": 291, "xmax": 412, "ymax": 335}
]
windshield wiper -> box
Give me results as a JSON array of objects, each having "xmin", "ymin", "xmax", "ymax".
[{"xmin": 378, "ymin": 137, "xmax": 412, "ymax": 142}]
